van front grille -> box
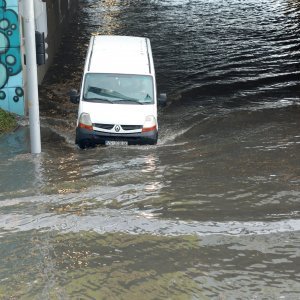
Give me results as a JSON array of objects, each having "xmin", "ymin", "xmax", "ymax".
[
  {"xmin": 93, "ymin": 124, "xmax": 143, "ymax": 131},
  {"xmin": 121, "ymin": 125, "xmax": 143, "ymax": 131},
  {"xmin": 94, "ymin": 123, "xmax": 114, "ymax": 130}
]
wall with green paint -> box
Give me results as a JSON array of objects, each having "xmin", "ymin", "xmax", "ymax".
[{"xmin": 0, "ymin": 0, "xmax": 25, "ymax": 116}]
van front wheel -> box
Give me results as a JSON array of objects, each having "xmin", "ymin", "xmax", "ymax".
[
  {"xmin": 78, "ymin": 141, "xmax": 87, "ymax": 149},
  {"xmin": 77, "ymin": 139, "xmax": 95, "ymax": 149},
  {"xmin": 149, "ymin": 139, "xmax": 157, "ymax": 145},
  {"xmin": 146, "ymin": 134, "xmax": 158, "ymax": 145}
]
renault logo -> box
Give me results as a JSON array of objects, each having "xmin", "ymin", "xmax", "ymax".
[{"xmin": 115, "ymin": 125, "xmax": 120, "ymax": 132}]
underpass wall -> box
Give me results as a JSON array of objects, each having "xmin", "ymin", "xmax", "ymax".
[
  {"xmin": 37, "ymin": 0, "xmax": 79, "ymax": 84},
  {"xmin": 0, "ymin": 0, "xmax": 78, "ymax": 116},
  {"xmin": 0, "ymin": 0, "xmax": 24, "ymax": 115}
]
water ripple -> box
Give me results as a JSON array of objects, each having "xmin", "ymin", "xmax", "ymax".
[{"xmin": 0, "ymin": 208, "xmax": 299, "ymax": 238}]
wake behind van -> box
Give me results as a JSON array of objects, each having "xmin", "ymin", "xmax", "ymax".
[{"xmin": 70, "ymin": 35, "xmax": 166, "ymax": 148}]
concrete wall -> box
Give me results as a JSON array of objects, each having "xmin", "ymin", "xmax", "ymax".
[
  {"xmin": 37, "ymin": 0, "xmax": 79, "ymax": 83},
  {"xmin": 0, "ymin": 0, "xmax": 25, "ymax": 115},
  {"xmin": 0, "ymin": 0, "xmax": 78, "ymax": 116}
]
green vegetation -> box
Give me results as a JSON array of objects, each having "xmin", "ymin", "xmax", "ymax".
[{"xmin": 0, "ymin": 108, "xmax": 17, "ymax": 133}]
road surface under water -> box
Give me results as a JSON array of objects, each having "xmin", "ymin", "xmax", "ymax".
[{"xmin": 0, "ymin": 0, "xmax": 300, "ymax": 298}]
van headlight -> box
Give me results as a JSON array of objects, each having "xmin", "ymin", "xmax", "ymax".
[
  {"xmin": 78, "ymin": 113, "xmax": 93, "ymax": 131},
  {"xmin": 142, "ymin": 115, "xmax": 157, "ymax": 132}
]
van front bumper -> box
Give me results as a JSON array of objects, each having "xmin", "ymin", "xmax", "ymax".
[{"xmin": 76, "ymin": 127, "xmax": 158, "ymax": 146}]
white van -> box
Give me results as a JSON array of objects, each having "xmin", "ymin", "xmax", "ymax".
[{"xmin": 70, "ymin": 35, "xmax": 166, "ymax": 148}]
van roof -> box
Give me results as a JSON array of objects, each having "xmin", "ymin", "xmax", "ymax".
[{"xmin": 87, "ymin": 35, "xmax": 154, "ymax": 76}]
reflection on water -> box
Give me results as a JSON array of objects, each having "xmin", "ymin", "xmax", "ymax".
[{"xmin": 1, "ymin": 0, "xmax": 300, "ymax": 298}]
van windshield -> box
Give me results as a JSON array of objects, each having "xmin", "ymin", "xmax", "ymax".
[{"xmin": 83, "ymin": 73, "xmax": 154, "ymax": 104}]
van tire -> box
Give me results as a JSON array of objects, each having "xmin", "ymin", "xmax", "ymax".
[
  {"xmin": 148, "ymin": 137, "xmax": 158, "ymax": 145},
  {"xmin": 77, "ymin": 141, "xmax": 87, "ymax": 149},
  {"xmin": 77, "ymin": 140, "xmax": 95, "ymax": 149}
]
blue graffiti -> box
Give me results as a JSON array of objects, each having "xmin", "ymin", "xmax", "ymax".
[{"xmin": 0, "ymin": 0, "xmax": 23, "ymax": 107}]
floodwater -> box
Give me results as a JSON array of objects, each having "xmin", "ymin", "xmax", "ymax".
[{"xmin": 1, "ymin": 0, "xmax": 300, "ymax": 298}]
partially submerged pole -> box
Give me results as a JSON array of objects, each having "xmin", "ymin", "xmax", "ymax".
[{"xmin": 23, "ymin": 0, "xmax": 42, "ymax": 154}]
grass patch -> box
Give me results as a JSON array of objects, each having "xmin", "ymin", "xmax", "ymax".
[{"xmin": 0, "ymin": 108, "xmax": 17, "ymax": 134}]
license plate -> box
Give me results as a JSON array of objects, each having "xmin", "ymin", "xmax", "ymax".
[{"xmin": 105, "ymin": 140, "xmax": 128, "ymax": 146}]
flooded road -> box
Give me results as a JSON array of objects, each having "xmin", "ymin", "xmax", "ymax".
[{"xmin": 1, "ymin": 0, "xmax": 300, "ymax": 298}]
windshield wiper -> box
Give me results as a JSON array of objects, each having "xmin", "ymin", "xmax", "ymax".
[
  {"xmin": 114, "ymin": 99, "xmax": 144, "ymax": 105},
  {"xmin": 84, "ymin": 97, "xmax": 114, "ymax": 103},
  {"xmin": 88, "ymin": 86, "xmax": 140, "ymax": 101}
]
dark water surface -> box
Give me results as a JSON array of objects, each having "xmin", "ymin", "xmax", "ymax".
[{"xmin": 1, "ymin": 0, "xmax": 300, "ymax": 298}]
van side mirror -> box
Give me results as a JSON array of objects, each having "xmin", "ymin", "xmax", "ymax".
[
  {"xmin": 158, "ymin": 93, "xmax": 167, "ymax": 107},
  {"xmin": 69, "ymin": 89, "xmax": 80, "ymax": 104}
]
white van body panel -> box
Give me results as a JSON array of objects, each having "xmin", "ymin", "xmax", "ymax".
[
  {"xmin": 80, "ymin": 101, "xmax": 156, "ymax": 128},
  {"xmin": 88, "ymin": 36, "xmax": 153, "ymax": 75}
]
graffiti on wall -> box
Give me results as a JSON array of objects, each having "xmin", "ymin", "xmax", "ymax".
[{"xmin": 0, "ymin": 0, "xmax": 24, "ymax": 115}]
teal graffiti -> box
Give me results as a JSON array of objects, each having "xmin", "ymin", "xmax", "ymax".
[
  {"xmin": 0, "ymin": 19, "xmax": 9, "ymax": 30},
  {"xmin": 0, "ymin": 0, "xmax": 23, "ymax": 106},
  {"xmin": 0, "ymin": 91, "xmax": 5, "ymax": 100},
  {"xmin": 0, "ymin": 63, "xmax": 7, "ymax": 88}
]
